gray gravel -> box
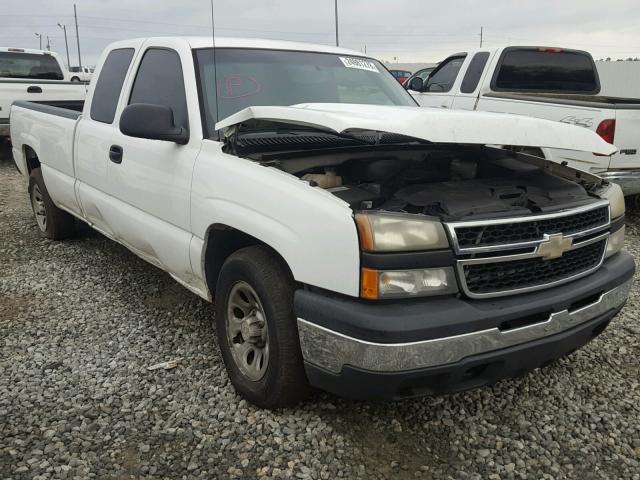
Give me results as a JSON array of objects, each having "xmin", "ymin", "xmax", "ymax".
[{"xmin": 1, "ymin": 152, "xmax": 639, "ymax": 480}]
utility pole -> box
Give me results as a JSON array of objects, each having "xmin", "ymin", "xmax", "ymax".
[
  {"xmin": 57, "ymin": 24, "xmax": 70, "ymax": 68},
  {"xmin": 480, "ymin": 26, "xmax": 483, "ymax": 47},
  {"xmin": 35, "ymin": 33, "xmax": 42, "ymax": 50},
  {"xmin": 46, "ymin": 36, "xmax": 51, "ymax": 51},
  {"xmin": 334, "ymin": 0, "xmax": 339, "ymax": 47},
  {"xmin": 74, "ymin": 3, "xmax": 82, "ymax": 70}
]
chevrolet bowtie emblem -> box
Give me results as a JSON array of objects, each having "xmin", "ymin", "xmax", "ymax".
[{"xmin": 536, "ymin": 233, "xmax": 573, "ymax": 260}]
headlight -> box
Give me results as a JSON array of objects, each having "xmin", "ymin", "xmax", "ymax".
[
  {"xmin": 355, "ymin": 212, "xmax": 449, "ymax": 252},
  {"xmin": 605, "ymin": 225, "xmax": 625, "ymax": 258},
  {"xmin": 361, "ymin": 267, "xmax": 458, "ymax": 299},
  {"xmin": 600, "ymin": 182, "xmax": 625, "ymax": 219}
]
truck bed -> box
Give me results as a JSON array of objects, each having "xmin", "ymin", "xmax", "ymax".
[
  {"xmin": 484, "ymin": 92, "xmax": 640, "ymax": 109},
  {"xmin": 10, "ymin": 100, "xmax": 82, "ymax": 214},
  {"xmin": 12, "ymin": 100, "xmax": 84, "ymax": 119}
]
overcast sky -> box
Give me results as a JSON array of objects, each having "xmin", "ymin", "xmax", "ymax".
[{"xmin": 3, "ymin": 0, "xmax": 640, "ymax": 67}]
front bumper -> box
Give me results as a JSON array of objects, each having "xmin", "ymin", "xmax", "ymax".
[
  {"xmin": 599, "ymin": 170, "xmax": 640, "ymax": 196},
  {"xmin": 295, "ymin": 252, "xmax": 634, "ymax": 400}
]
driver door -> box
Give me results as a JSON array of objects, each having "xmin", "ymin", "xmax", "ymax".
[
  {"xmin": 408, "ymin": 55, "xmax": 467, "ymax": 109},
  {"xmin": 105, "ymin": 42, "xmax": 202, "ymax": 281}
]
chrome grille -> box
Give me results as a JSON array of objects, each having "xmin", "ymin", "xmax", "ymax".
[
  {"xmin": 446, "ymin": 201, "xmax": 611, "ymax": 299},
  {"xmin": 454, "ymin": 205, "xmax": 608, "ymax": 249},
  {"xmin": 461, "ymin": 239, "xmax": 606, "ymax": 295}
]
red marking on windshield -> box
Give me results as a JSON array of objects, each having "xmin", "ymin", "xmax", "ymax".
[{"xmin": 218, "ymin": 75, "xmax": 262, "ymax": 99}]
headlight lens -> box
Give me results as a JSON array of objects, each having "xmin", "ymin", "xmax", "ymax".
[
  {"xmin": 605, "ymin": 225, "xmax": 625, "ymax": 258},
  {"xmin": 361, "ymin": 267, "xmax": 458, "ymax": 299},
  {"xmin": 355, "ymin": 212, "xmax": 449, "ymax": 252},
  {"xmin": 600, "ymin": 182, "xmax": 625, "ymax": 219}
]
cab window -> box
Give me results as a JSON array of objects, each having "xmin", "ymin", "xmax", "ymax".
[
  {"xmin": 424, "ymin": 56, "xmax": 466, "ymax": 93},
  {"xmin": 460, "ymin": 52, "xmax": 490, "ymax": 93},
  {"xmin": 90, "ymin": 48, "xmax": 134, "ymax": 124}
]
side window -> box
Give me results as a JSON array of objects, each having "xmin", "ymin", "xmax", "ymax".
[
  {"xmin": 424, "ymin": 56, "xmax": 466, "ymax": 93},
  {"xmin": 90, "ymin": 48, "xmax": 134, "ymax": 123},
  {"xmin": 128, "ymin": 48, "xmax": 188, "ymax": 129},
  {"xmin": 460, "ymin": 52, "xmax": 490, "ymax": 93},
  {"xmin": 417, "ymin": 68, "xmax": 434, "ymax": 81}
]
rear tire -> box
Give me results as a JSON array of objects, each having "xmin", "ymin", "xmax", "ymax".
[
  {"xmin": 70, "ymin": 76, "xmax": 80, "ymax": 82},
  {"xmin": 214, "ymin": 245, "xmax": 311, "ymax": 408},
  {"xmin": 28, "ymin": 168, "xmax": 76, "ymax": 239}
]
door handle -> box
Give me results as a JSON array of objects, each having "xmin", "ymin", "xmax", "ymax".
[
  {"xmin": 109, "ymin": 145, "xmax": 123, "ymax": 164},
  {"xmin": 27, "ymin": 86, "xmax": 42, "ymax": 93}
]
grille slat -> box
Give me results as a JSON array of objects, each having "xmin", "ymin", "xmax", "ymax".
[
  {"xmin": 455, "ymin": 206, "xmax": 608, "ymax": 249},
  {"xmin": 462, "ymin": 240, "xmax": 606, "ymax": 295}
]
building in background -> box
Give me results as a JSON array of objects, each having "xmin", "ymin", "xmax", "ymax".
[{"xmin": 596, "ymin": 61, "xmax": 640, "ymax": 99}]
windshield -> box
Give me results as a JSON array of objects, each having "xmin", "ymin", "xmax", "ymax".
[
  {"xmin": 194, "ymin": 48, "xmax": 416, "ymax": 136},
  {"xmin": 0, "ymin": 52, "xmax": 64, "ymax": 80}
]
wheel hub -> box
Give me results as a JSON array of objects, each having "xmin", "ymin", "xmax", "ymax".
[
  {"xmin": 240, "ymin": 312, "xmax": 265, "ymax": 344},
  {"xmin": 226, "ymin": 281, "xmax": 270, "ymax": 381}
]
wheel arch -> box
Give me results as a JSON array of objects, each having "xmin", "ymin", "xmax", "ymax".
[
  {"xmin": 202, "ymin": 223, "xmax": 294, "ymax": 297},
  {"xmin": 22, "ymin": 144, "xmax": 41, "ymax": 174}
]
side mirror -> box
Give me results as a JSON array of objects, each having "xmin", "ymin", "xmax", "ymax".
[
  {"xmin": 407, "ymin": 76, "xmax": 423, "ymax": 92},
  {"xmin": 120, "ymin": 103, "xmax": 189, "ymax": 145}
]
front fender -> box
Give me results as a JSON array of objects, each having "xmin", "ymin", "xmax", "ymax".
[{"xmin": 191, "ymin": 142, "xmax": 361, "ymax": 297}]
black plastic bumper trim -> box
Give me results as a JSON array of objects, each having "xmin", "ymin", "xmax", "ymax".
[
  {"xmin": 610, "ymin": 214, "xmax": 625, "ymax": 233},
  {"xmin": 361, "ymin": 249, "xmax": 455, "ymax": 270}
]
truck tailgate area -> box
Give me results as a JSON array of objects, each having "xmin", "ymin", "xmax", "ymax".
[{"xmin": 609, "ymin": 107, "xmax": 640, "ymax": 169}]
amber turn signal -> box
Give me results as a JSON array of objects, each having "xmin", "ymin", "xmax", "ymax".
[
  {"xmin": 360, "ymin": 268, "xmax": 379, "ymax": 299},
  {"xmin": 354, "ymin": 213, "xmax": 374, "ymax": 252}
]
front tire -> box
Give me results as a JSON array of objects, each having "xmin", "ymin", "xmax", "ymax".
[
  {"xmin": 70, "ymin": 76, "xmax": 80, "ymax": 82},
  {"xmin": 28, "ymin": 168, "xmax": 75, "ymax": 239},
  {"xmin": 214, "ymin": 246, "xmax": 311, "ymax": 408}
]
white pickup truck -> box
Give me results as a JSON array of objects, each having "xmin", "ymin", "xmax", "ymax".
[
  {"xmin": 68, "ymin": 66, "xmax": 93, "ymax": 83},
  {"xmin": 0, "ymin": 47, "xmax": 86, "ymax": 138},
  {"xmin": 406, "ymin": 46, "xmax": 640, "ymax": 196},
  {"xmin": 10, "ymin": 37, "xmax": 634, "ymax": 408}
]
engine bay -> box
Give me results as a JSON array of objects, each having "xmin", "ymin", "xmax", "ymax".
[
  {"xmin": 223, "ymin": 128, "xmax": 604, "ymax": 222},
  {"xmin": 293, "ymin": 147, "xmax": 600, "ymax": 221}
]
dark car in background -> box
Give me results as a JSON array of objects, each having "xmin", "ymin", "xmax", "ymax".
[{"xmin": 389, "ymin": 69, "xmax": 412, "ymax": 84}]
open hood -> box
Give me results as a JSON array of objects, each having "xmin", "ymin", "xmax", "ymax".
[{"xmin": 215, "ymin": 103, "xmax": 617, "ymax": 156}]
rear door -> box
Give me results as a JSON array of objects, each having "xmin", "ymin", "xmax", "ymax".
[
  {"xmin": 75, "ymin": 45, "xmax": 138, "ymax": 235},
  {"xmin": 451, "ymin": 51, "xmax": 493, "ymax": 110},
  {"xmin": 408, "ymin": 54, "xmax": 466, "ymax": 108}
]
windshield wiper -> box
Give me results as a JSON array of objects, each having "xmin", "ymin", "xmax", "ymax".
[{"xmin": 237, "ymin": 127, "xmax": 378, "ymax": 145}]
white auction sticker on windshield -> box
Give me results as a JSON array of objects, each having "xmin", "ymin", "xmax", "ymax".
[{"xmin": 339, "ymin": 57, "xmax": 379, "ymax": 73}]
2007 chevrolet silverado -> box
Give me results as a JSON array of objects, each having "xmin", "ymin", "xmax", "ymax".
[{"xmin": 10, "ymin": 37, "xmax": 635, "ymax": 408}]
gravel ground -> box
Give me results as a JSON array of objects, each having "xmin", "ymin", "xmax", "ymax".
[{"xmin": 1, "ymin": 152, "xmax": 639, "ymax": 480}]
